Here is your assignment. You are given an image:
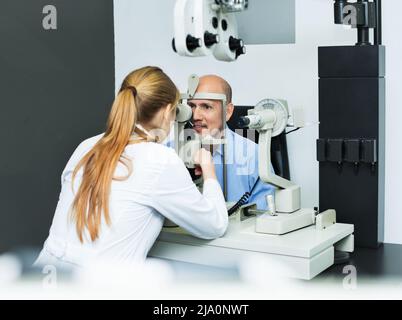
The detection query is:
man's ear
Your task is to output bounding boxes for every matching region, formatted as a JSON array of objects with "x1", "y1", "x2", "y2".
[{"x1": 225, "y1": 103, "x2": 234, "y2": 122}]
